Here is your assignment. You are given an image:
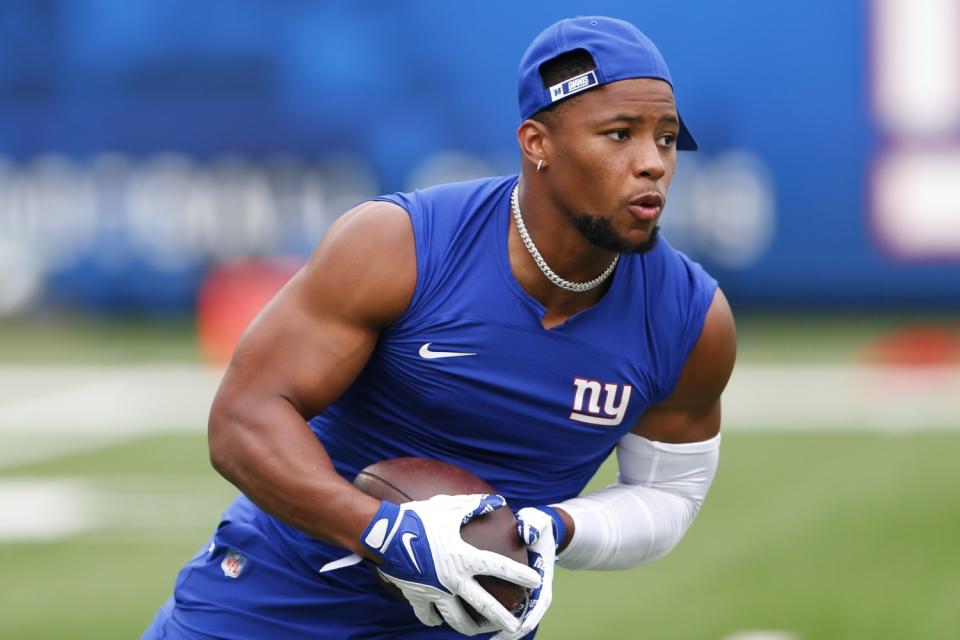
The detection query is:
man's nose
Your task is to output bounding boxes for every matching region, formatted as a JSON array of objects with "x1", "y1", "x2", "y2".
[{"x1": 632, "y1": 139, "x2": 666, "y2": 180}]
